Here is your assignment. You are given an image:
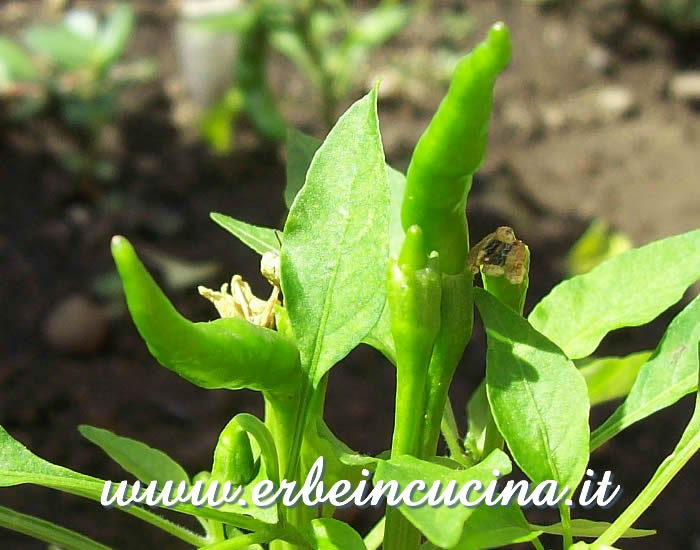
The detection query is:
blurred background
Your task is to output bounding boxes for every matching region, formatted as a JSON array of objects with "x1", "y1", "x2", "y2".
[{"x1": 1, "y1": 0, "x2": 698, "y2": 548}]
